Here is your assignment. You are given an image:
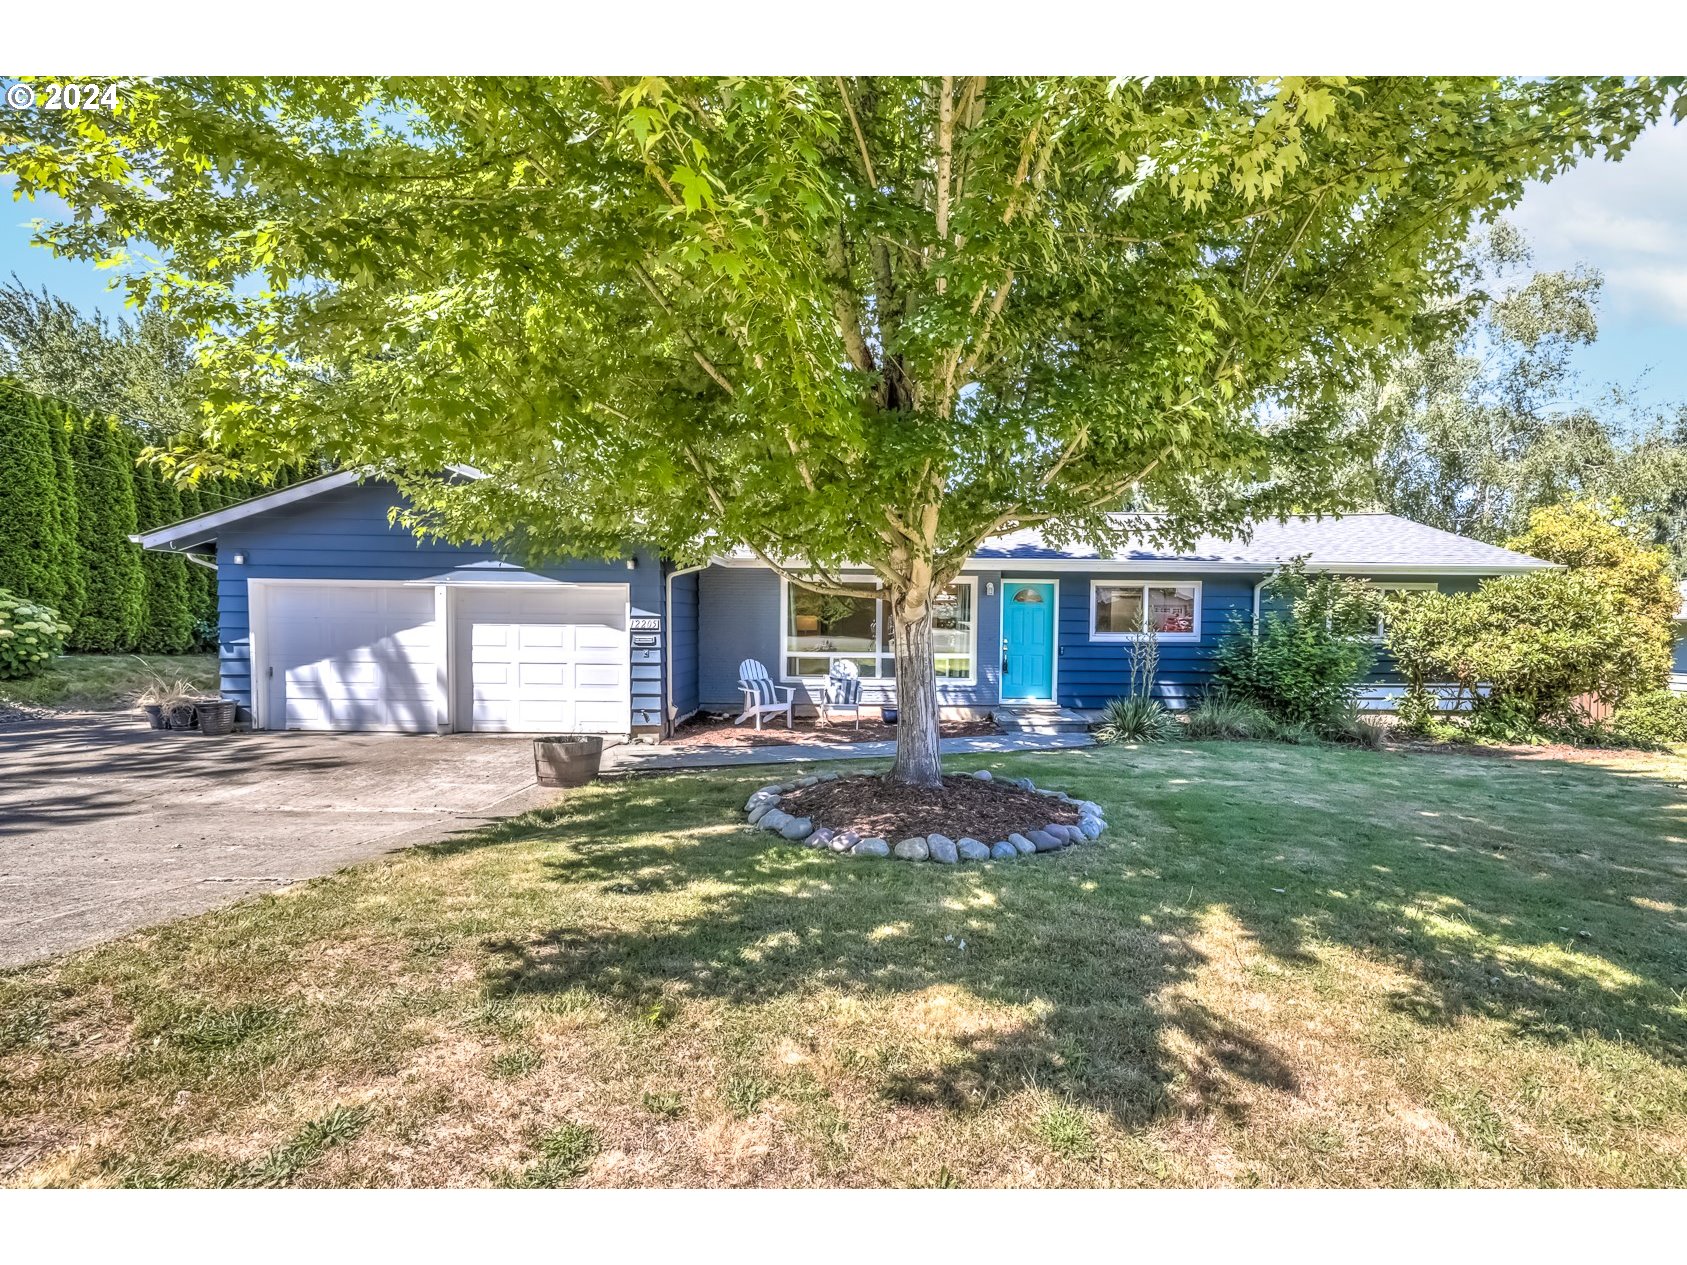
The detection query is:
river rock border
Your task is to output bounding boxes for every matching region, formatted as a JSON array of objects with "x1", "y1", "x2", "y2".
[{"x1": 743, "y1": 769, "x2": 1106, "y2": 862}]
